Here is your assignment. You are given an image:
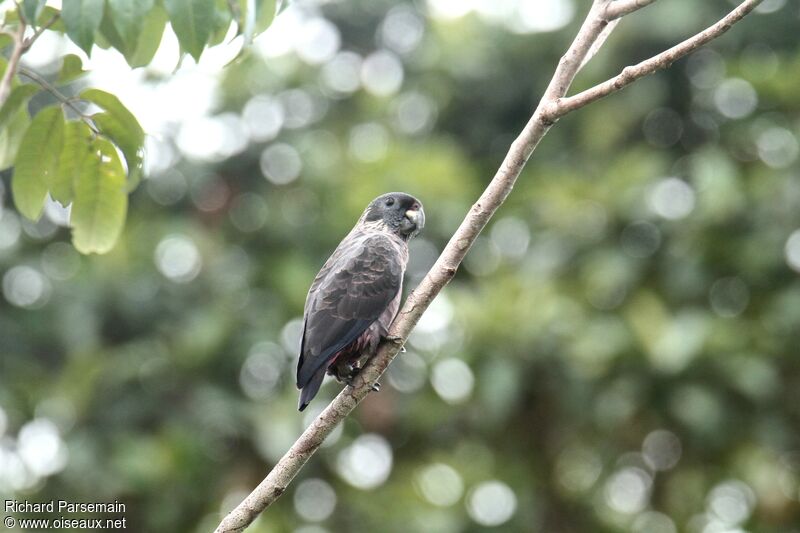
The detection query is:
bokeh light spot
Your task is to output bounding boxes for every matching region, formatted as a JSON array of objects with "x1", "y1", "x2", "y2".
[
  {"x1": 632, "y1": 511, "x2": 677, "y2": 533},
  {"x1": 649, "y1": 177, "x2": 696, "y2": 220},
  {"x1": 243, "y1": 96, "x2": 285, "y2": 142},
  {"x1": 620, "y1": 221, "x2": 661, "y2": 258},
  {"x1": 785, "y1": 229, "x2": 800, "y2": 273},
  {"x1": 18, "y1": 418, "x2": 68, "y2": 477},
  {"x1": 555, "y1": 445, "x2": 603, "y2": 495},
  {"x1": 709, "y1": 277, "x2": 750, "y2": 318},
  {"x1": 240, "y1": 342, "x2": 285, "y2": 400},
  {"x1": 336, "y1": 434, "x2": 393, "y2": 490},
  {"x1": 2, "y1": 265, "x2": 51, "y2": 308},
  {"x1": 707, "y1": 480, "x2": 755, "y2": 526},
  {"x1": 714, "y1": 78, "x2": 758, "y2": 119},
  {"x1": 261, "y1": 143, "x2": 303, "y2": 185},
  {"x1": 757, "y1": 127, "x2": 799, "y2": 169},
  {"x1": 415, "y1": 463, "x2": 464, "y2": 507},
  {"x1": 642, "y1": 429, "x2": 682, "y2": 471},
  {"x1": 431, "y1": 358, "x2": 474, "y2": 404},
  {"x1": 361, "y1": 50, "x2": 404, "y2": 97},
  {"x1": 604, "y1": 467, "x2": 652, "y2": 514},
  {"x1": 293, "y1": 478, "x2": 337, "y2": 522},
  {"x1": 387, "y1": 350, "x2": 427, "y2": 393},
  {"x1": 380, "y1": 7, "x2": 424, "y2": 55},
  {"x1": 466, "y1": 480, "x2": 517, "y2": 526},
  {"x1": 154, "y1": 235, "x2": 202, "y2": 283}
]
